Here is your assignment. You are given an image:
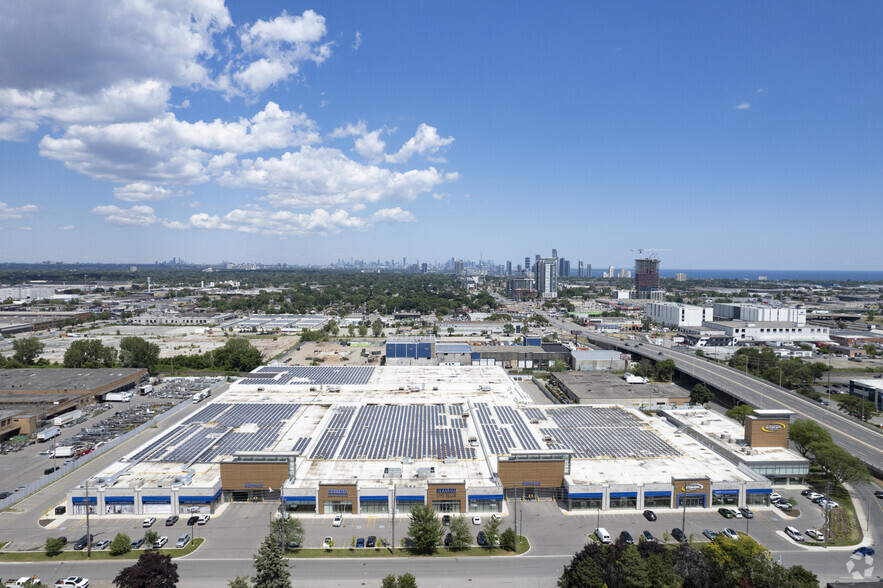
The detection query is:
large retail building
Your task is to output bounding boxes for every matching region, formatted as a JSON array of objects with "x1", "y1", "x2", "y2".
[{"x1": 65, "y1": 365, "x2": 800, "y2": 517}]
